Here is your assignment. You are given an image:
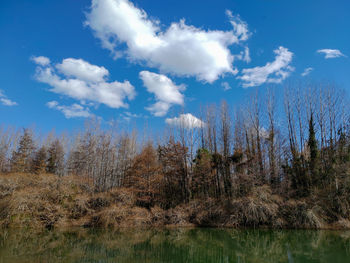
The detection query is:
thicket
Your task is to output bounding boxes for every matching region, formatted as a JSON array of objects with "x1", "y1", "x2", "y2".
[{"x1": 1, "y1": 84, "x2": 350, "y2": 228}]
